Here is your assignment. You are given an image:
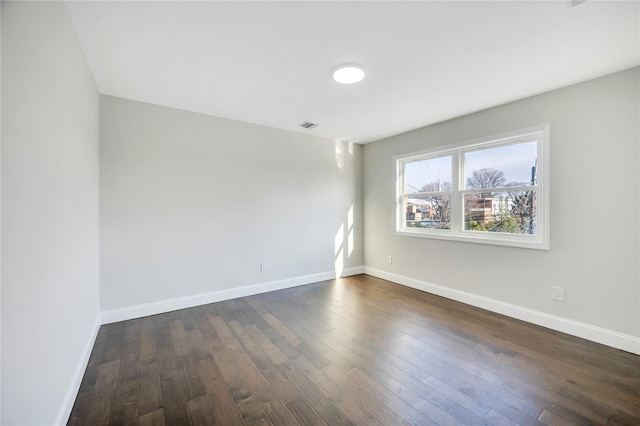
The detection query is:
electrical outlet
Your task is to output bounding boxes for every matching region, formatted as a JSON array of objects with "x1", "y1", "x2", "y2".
[
  {"x1": 552, "y1": 286, "x2": 564, "y2": 301},
  {"x1": 260, "y1": 262, "x2": 268, "y2": 272},
  {"x1": 387, "y1": 255, "x2": 393, "y2": 264}
]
